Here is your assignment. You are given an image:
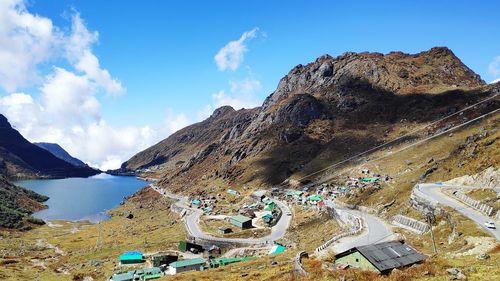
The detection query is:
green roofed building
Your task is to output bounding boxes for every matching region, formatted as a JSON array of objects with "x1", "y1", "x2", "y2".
[
  {"x1": 264, "y1": 201, "x2": 276, "y2": 211},
  {"x1": 307, "y1": 194, "x2": 323, "y2": 203},
  {"x1": 119, "y1": 251, "x2": 143, "y2": 265},
  {"x1": 110, "y1": 272, "x2": 134, "y2": 281},
  {"x1": 334, "y1": 240, "x2": 426, "y2": 274},
  {"x1": 141, "y1": 267, "x2": 162, "y2": 280},
  {"x1": 360, "y1": 177, "x2": 379, "y2": 182},
  {"x1": 167, "y1": 258, "x2": 205, "y2": 275},
  {"x1": 230, "y1": 214, "x2": 252, "y2": 229}
]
